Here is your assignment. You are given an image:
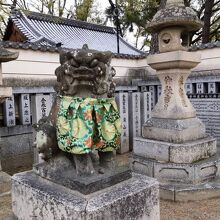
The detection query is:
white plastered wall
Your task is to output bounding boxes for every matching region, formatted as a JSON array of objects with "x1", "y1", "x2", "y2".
[{"x1": 2, "y1": 47, "x2": 220, "y2": 80}]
